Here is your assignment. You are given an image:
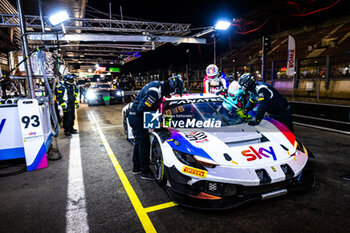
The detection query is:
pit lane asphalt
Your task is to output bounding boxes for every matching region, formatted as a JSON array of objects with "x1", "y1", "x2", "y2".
[{"x1": 0, "y1": 103, "x2": 349, "y2": 233}]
